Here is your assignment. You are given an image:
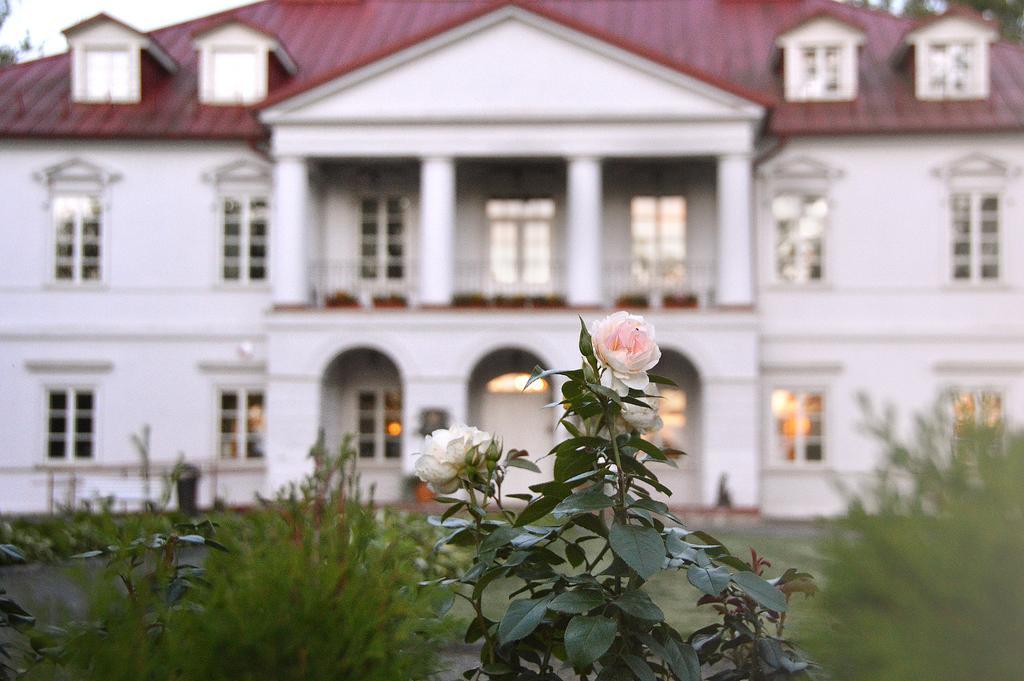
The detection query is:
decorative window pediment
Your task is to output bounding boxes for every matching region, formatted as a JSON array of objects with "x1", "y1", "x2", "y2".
[
  {"x1": 934, "y1": 152, "x2": 1018, "y2": 184},
  {"x1": 193, "y1": 20, "x2": 296, "y2": 105},
  {"x1": 34, "y1": 158, "x2": 122, "y2": 193},
  {"x1": 761, "y1": 156, "x2": 844, "y2": 183},
  {"x1": 775, "y1": 13, "x2": 865, "y2": 102},
  {"x1": 203, "y1": 158, "x2": 273, "y2": 189}
]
